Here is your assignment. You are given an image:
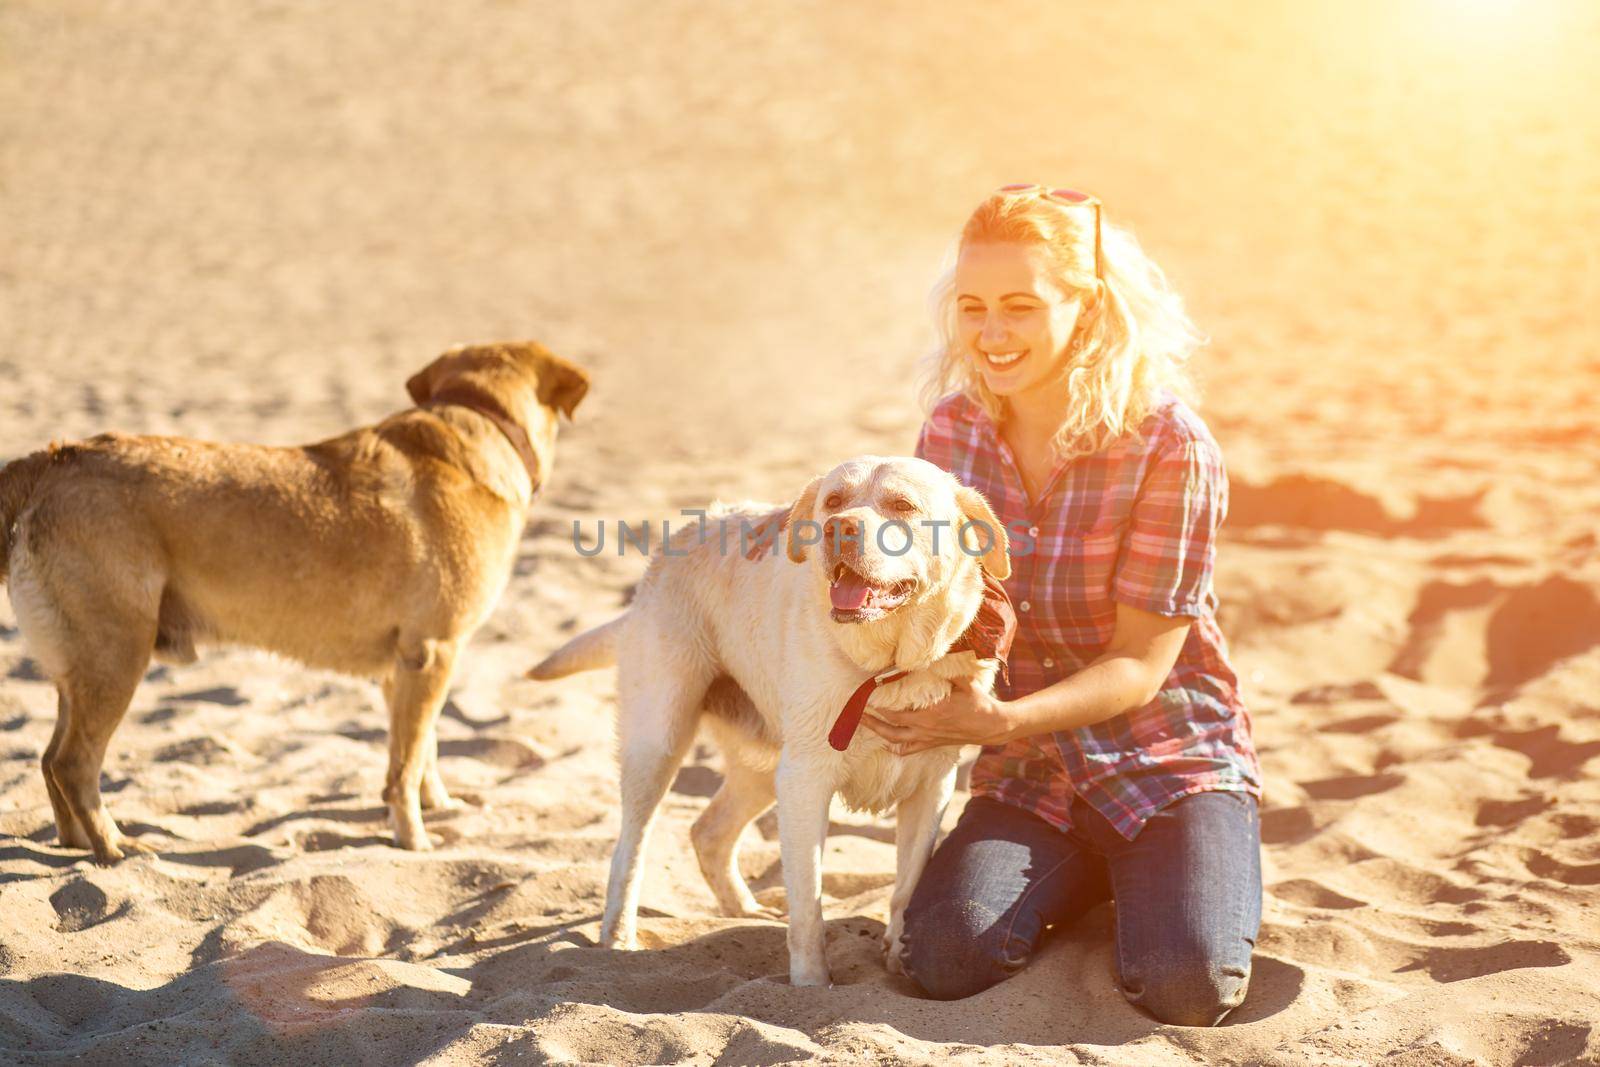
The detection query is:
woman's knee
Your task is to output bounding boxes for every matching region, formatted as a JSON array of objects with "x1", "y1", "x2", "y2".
[
  {"x1": 1120, "y1": 950, "x2": 1250, "y2": 1026},
  {"x1": 900, "y1": 897, "x2": 1032, "y2": 1000}
]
